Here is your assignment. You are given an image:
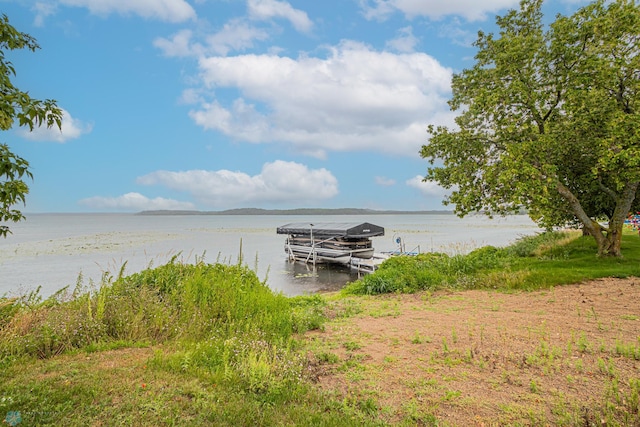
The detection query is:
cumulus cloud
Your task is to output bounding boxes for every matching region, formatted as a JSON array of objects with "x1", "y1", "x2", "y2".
[
  {"x1": 137, "y1": 160, "x2": 338, "y2": 208},
  {"x1": 359, "y1": 0, "x2": 519, "y2": 22},
  {"x1": 247, "y1": 0, "x2": 313, "y2": 33},
  {"x1": 189, "y1": 41, "x2": 454, "y2": 158},
  {"x1": 78, "y1": 192, "x2": 196, "y2": 211},
  {"x1": 58, "y1": 0, "x2": 196, "y2": 22},
  {"x1": 406, "y1": 175, "x2": 450, "y2": 197},
  {"x1": 19, "y1": 109, "x2": 92, "y2": 143}
]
